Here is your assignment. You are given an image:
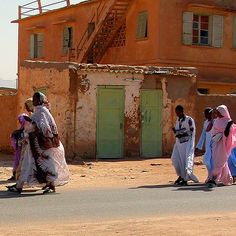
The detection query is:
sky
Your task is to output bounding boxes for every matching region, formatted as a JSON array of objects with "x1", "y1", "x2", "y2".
[{"x1": 0, "y1": 0, "x2": 83, "y2": 88}]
